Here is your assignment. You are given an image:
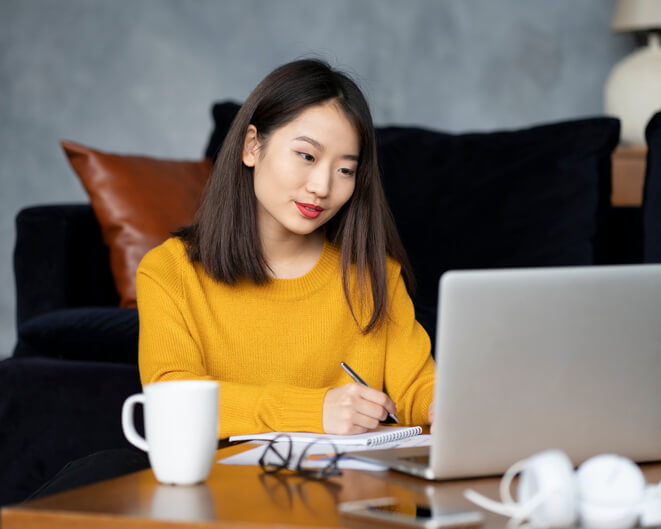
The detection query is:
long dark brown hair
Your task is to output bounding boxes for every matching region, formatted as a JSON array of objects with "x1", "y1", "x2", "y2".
[{"x1": 177, "y1": 59, "x2": 413, "y2": 333}]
